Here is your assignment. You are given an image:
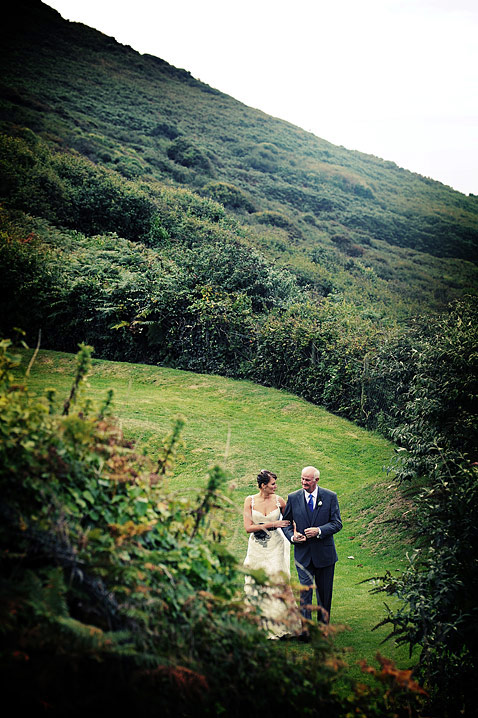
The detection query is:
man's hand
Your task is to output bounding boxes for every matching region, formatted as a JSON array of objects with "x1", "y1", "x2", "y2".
[
  {"x1": 304, "y1": 526, "x2": 320, "y2": 539},
  {"x1": 293, "y1": 520, "x2": 306, "y2": 543}
]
